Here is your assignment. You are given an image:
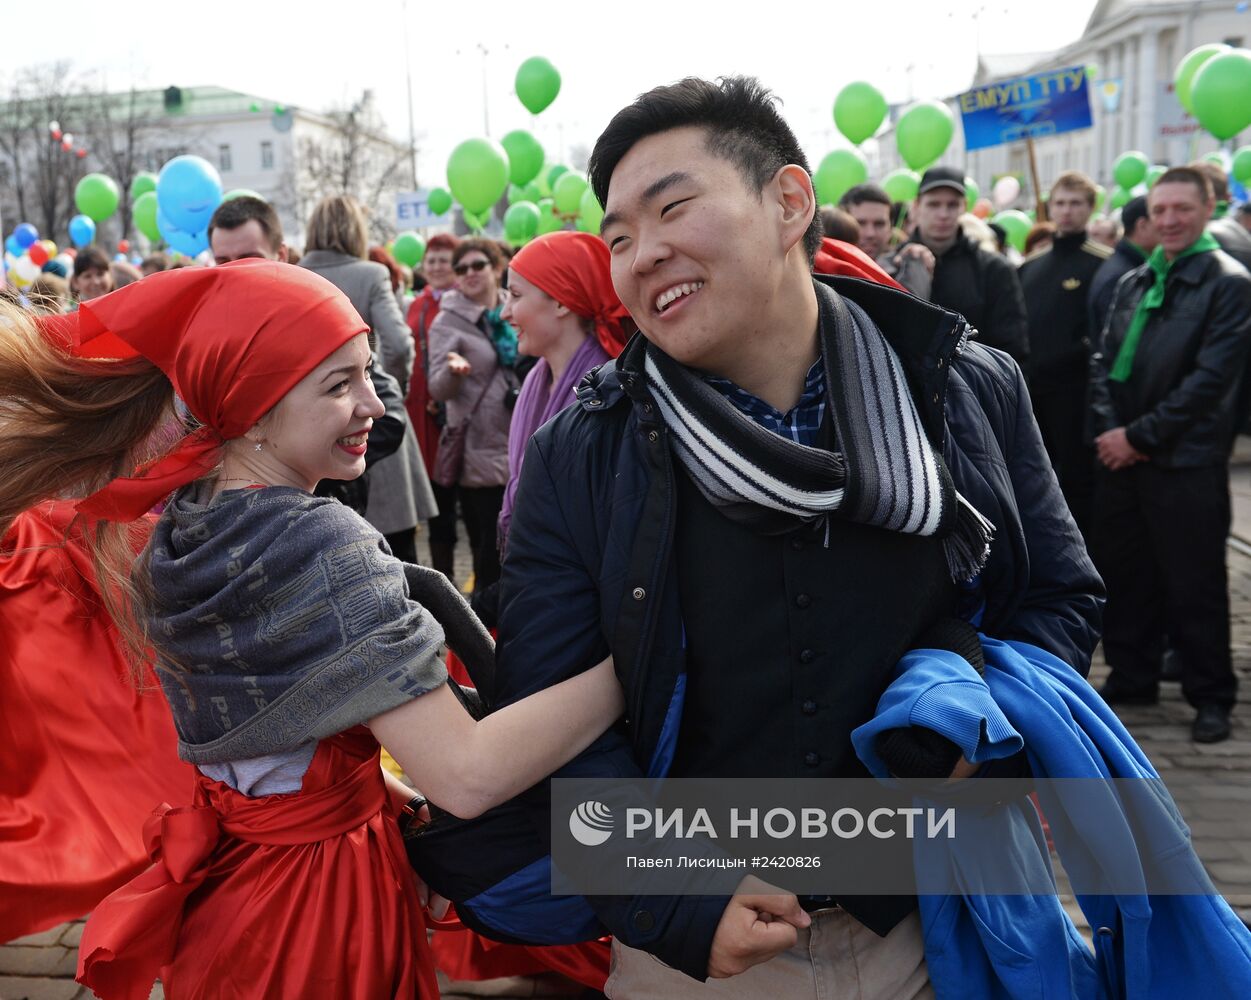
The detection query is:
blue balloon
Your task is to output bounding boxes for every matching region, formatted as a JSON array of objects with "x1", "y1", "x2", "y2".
[
  {"x1": 13, "y1": 223, "x2": 38, "y2": 249},
  {"x1": 4, "y1": 235, "x2": 21, "y2": 256},
  {"x1": 68, "y1": 214, "x2": 96, "y2": 248},
  {"x1": 157, "y1": 155, "x2": 223, "y2": 234},
  {"x1": 157, "y1": 207, "x2": 209, "y2": 257}
]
